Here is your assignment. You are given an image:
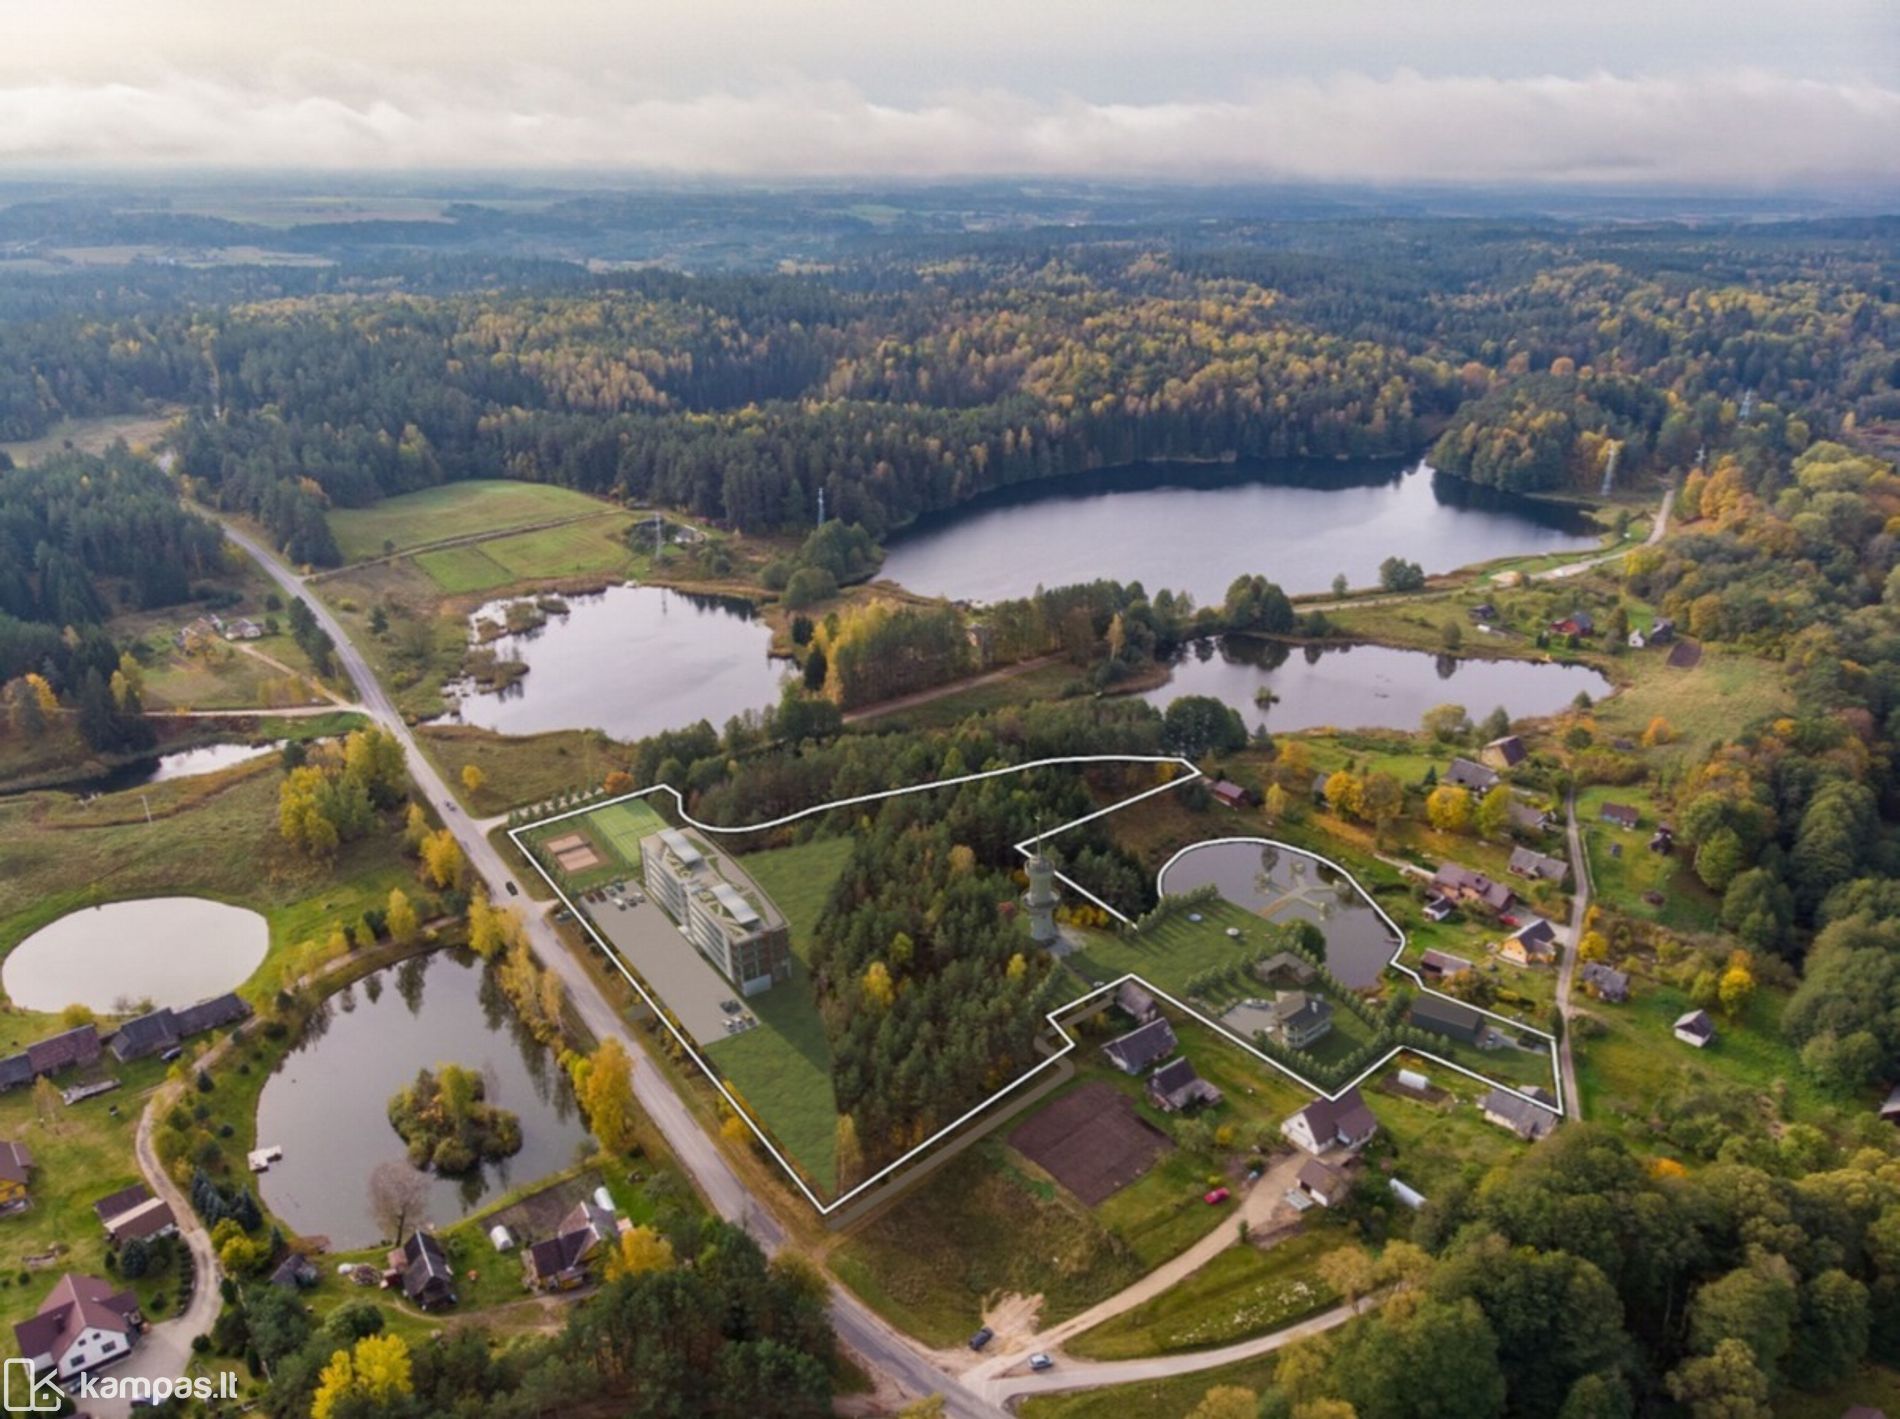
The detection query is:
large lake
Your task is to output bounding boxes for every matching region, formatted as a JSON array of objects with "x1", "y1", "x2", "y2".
[
  {"x1": 254, "y1": 951, "x2": 589, "y2": 1248},
  {"x1": 878, "y1": 459, "x2": 1600, "y2": 604},
  {"x1": 4, "y1": 897, "x2": 267, "y2": 1013},
  {"x1": 1142, "y1": 638, "x2": 1611, "y2": 734},
  {"x1": 1160, "y1": 840, "x2": 1400, "y2": 990},
  {"x1": 448, "y1": 584, "x2": 786, "y2": 741}
]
